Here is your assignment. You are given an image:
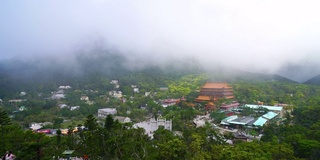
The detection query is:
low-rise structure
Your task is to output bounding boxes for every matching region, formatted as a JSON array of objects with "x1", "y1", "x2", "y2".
[
  {"x1": 110, "y1": 80, "x2": 120, "y2": 88},
  {"x1": 114, "y1": 116, "x2": 131, "y2": 123},
  {"x1": 59, "y1": 104, "x2": 68, "y2": 109},
  {"x1": 109, "y1": 91, "x2": 122, "y2": 99},
  {"x1": 220, "y1": 102, "x2": 240, "y2": 111},
  {"x1": 80, "y1": 95, "x2": 89, "y2": 101},
  {"x1": 133, "y1": 116, "x2": 172, "y2": 138},
  {"x1": 19, "y1": 106, "x2": 27, "y2": 111},
  {"x1": 244, "y1": 104, "x2": 284, "y2": 118},
  {"x1": 133, "y1": 87, "x2": 139, "y2": 93},
  {"x1": 9, "y1": 99, "x2": 25, "y2": 103},
  {"x1": 58, "y1": 85, "x2": 72, "y2": 89},
  {"x1": 160, "y1": 98, "x2": 185, "y2": 108},
  {"x1": 70, "y1": 106, "x2": 80, "y2": 111},
  {"x1": 29, "y1": 122, "x2": 53, "y2": 131},
  {"x1": 221, "y1": 111, "x2": 280, "y2": 129},
  {"x1": 98, "y1": 108, "x2": 117, "y2": 118}
]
